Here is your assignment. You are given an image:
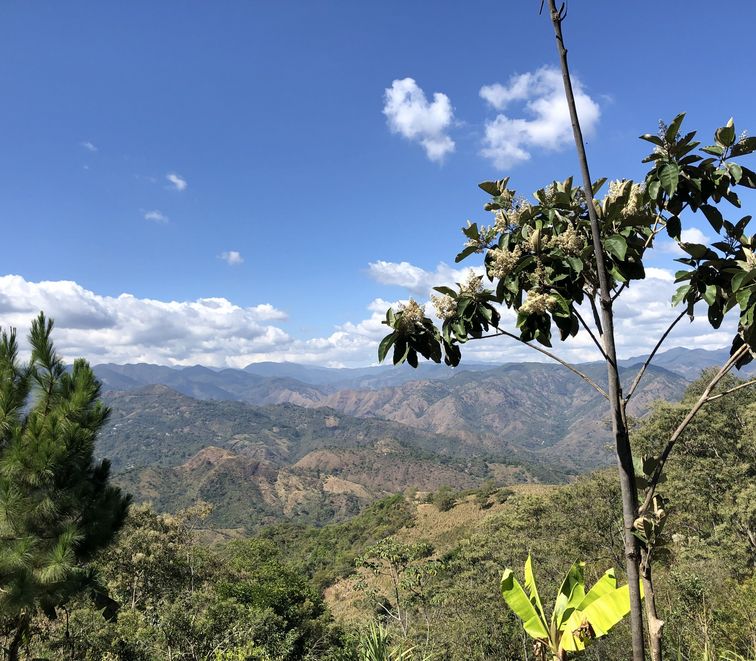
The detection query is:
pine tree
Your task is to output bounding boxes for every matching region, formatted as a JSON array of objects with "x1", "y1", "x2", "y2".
[{"x1": 0, "y1": 313, "x2": 131, "y2": 660}]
